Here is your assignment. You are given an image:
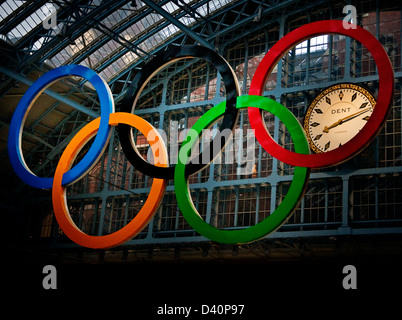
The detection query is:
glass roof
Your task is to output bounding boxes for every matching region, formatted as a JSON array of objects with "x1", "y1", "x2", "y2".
[
  {"x1": 48, "y1": 0, "x2": 232, "y2": 82},
  {"x1": 0, "y1": 0, "x2": 235, "y2": 83},
  {"x1": 0, "y1": 1, "x2": 67, "y2": 44},
  {"x1": 0, "y1": 1, "x2": 25, "y2": 23}
]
